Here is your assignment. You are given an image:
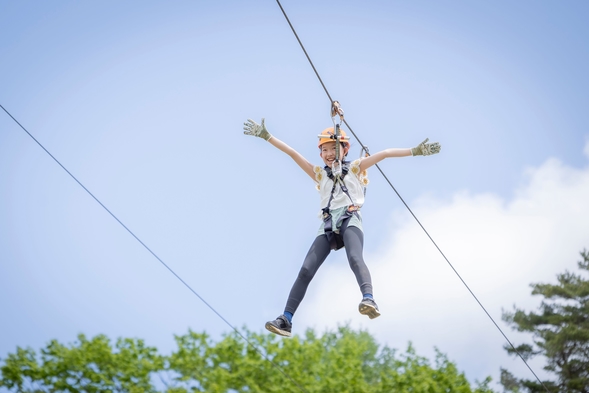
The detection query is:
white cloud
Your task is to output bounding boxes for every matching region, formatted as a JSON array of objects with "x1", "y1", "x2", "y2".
[{"x1": 296, "y1": 142, "x2": 589, "y2": 388}]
